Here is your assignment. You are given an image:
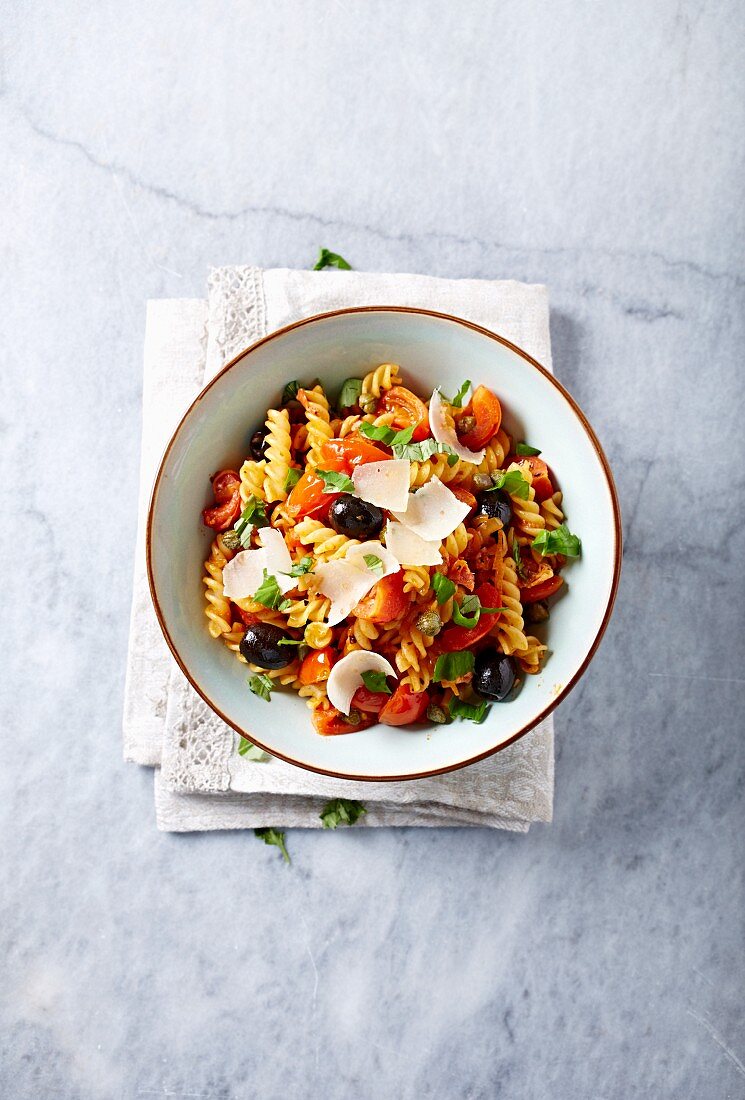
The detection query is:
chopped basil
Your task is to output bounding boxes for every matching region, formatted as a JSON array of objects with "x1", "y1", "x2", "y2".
[
  {"x1": 247, "y1": 673, "x2": 273, "y2": 701},
  {"x1": 284, "y1": 467, "x2": 301, "y2": 492},
  {"x1": 451, "y1": 593, "x2": 507, "y2": 629},
  {"x1": 338, "y1": 377, "x2": 363, "y2": 410},
  {"x1": 313, "y1": 248, "x2": 352, "y2": 271},
  {"x1": 316, "y1": 469, "x2": 356, "y2": 494},
  {"x1": 238, "y1": 736, "x2": 271, "y2": 761},
  {"x1": 433, "y1": 650, "x2": 475, "y2": 683},
  {"x1": 449, "y1": 697, "x2": 490, "y2": 723},
  {"x1": 253, "y1": 569, "x2": 292, "y2": 611},
  {"x1": 516, "y1": 442, "x2": 542, "y2": 456},
  {"x1": 448, "y1": 380, "x2": 472, "y2": 408},
  {"x1": 281, "y1": 380, "x2": 301, "y2": 403},
  {"x1": 392, "y1": 438, "x2": 460, "y2": 466},
  {"x1": 360, "y1": 669, "x2": 392, "y2": 695},
  {"x1": 511, "y1": 536, "x2": 526, "y2": 580},
  {"x1": 319, "y1": 798, "x2": 367, "y2": 829},
  {"x1": 431, "y1": 571, "x2": 456, "y2": 604},
  {"x1": 363, "y1": 553, "x2": 384, "y2": 578},
  {"x1": 487, "y1": 469, "x2": 530, "y2": 500},
  {"x1": 358, "y1": 421, "x2": 415, "y2": 446},
  {"x1": 277, "y1": 637, "x2": 304, "y2": 646},
  {"x1": 532, "y1": 524, "x2": 582, "y2": 558},
  {"x1": 282, "y1": 556, "x2": 314, "y2": 577},
  {"x1": 254, "y1": 827, "x2": 290, "y2": 863},
  {"x1": 234, "y1": 496, "x2": 269, "y2": 548}
]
